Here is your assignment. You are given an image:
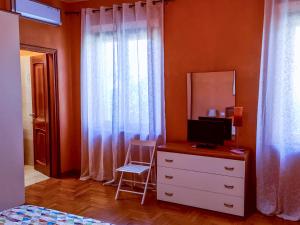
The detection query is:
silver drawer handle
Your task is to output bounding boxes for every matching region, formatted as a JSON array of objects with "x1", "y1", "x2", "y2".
[
  {"x1": 165, "y1": 175, "x2": 174, "y2": 179},
  {"x1": 165, "y1": 192, "x2": 174, "y2": 197},
  {"x1": 224, "y1": 203, "x2": 234, "y2": 208},
  {"x1": 224, "y1": 166, "x2": 235, "y2": 171},
  {"x1": 224, "y1": 184, "x2": 234, "y2": 189},
  {"x1": 165, "y1": 159, "x2": 173, "y2": 163}
]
